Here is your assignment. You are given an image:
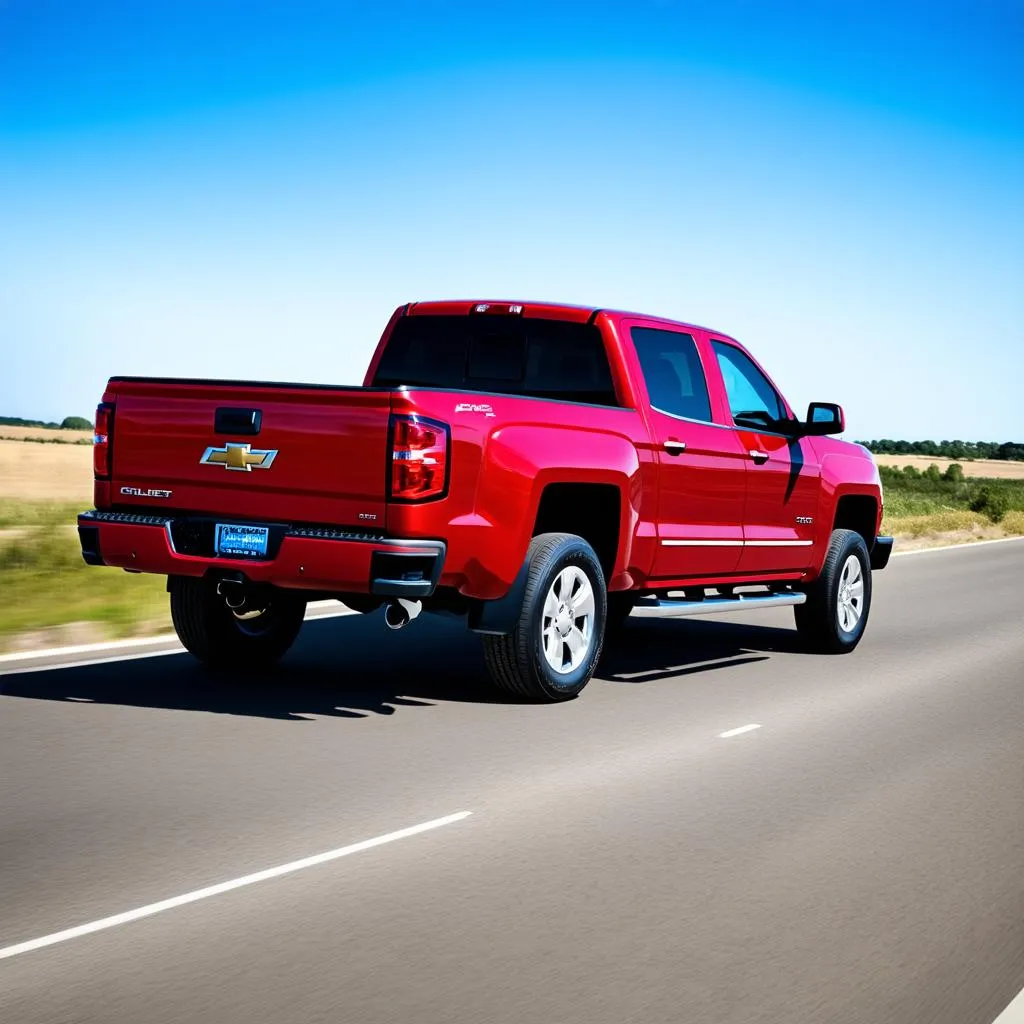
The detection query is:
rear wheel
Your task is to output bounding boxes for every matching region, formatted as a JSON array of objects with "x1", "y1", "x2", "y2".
[
  {"x1": 169, "y1": 577, "x2": 306, "y2": 670},
  {"x1": 794, "y1": 529, "x2": 872, "y2": 653},
  {"x1": 482, "y1": 533, "x2": 607, "y2": 701}
]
